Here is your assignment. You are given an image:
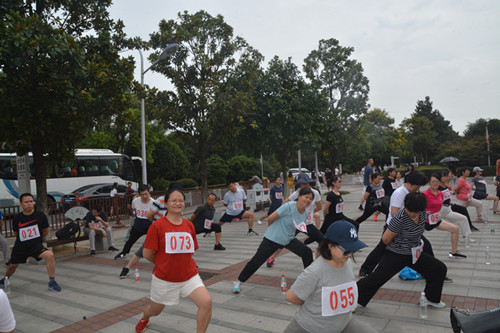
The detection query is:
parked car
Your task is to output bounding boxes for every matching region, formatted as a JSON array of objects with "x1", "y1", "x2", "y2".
[
  {"x1": 60, "y1": 183, "x2": 128, "y2": 211},
  {"x1": 287, "y1": 168, "x2": 312, "y2": 181}
]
